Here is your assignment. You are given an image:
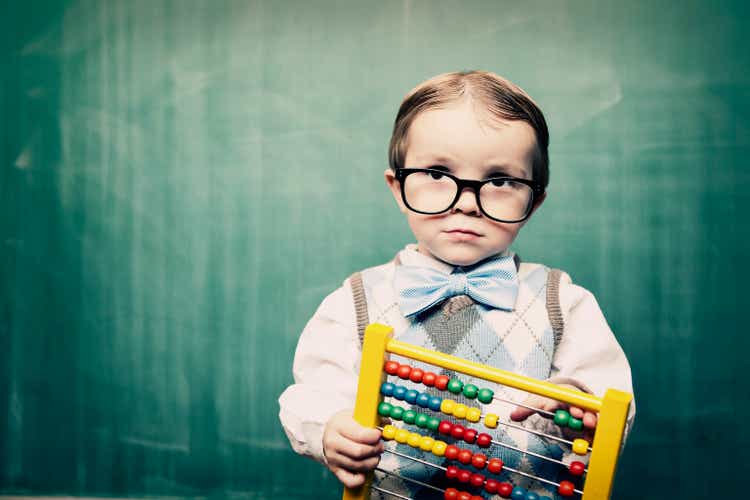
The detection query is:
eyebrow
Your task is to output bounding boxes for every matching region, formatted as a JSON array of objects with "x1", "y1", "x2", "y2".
[{"x1": 414, "y1": 155, "x2": 530, "y2": 179}]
